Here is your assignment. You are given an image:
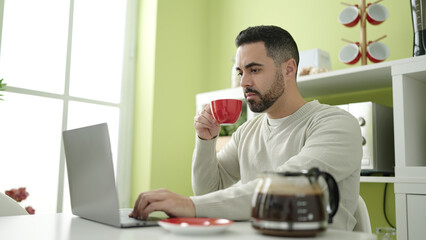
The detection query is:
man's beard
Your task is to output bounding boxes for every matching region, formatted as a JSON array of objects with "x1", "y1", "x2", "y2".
[{"x1": 245, "y1": 70, "x2": 285, "y2": 113}]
